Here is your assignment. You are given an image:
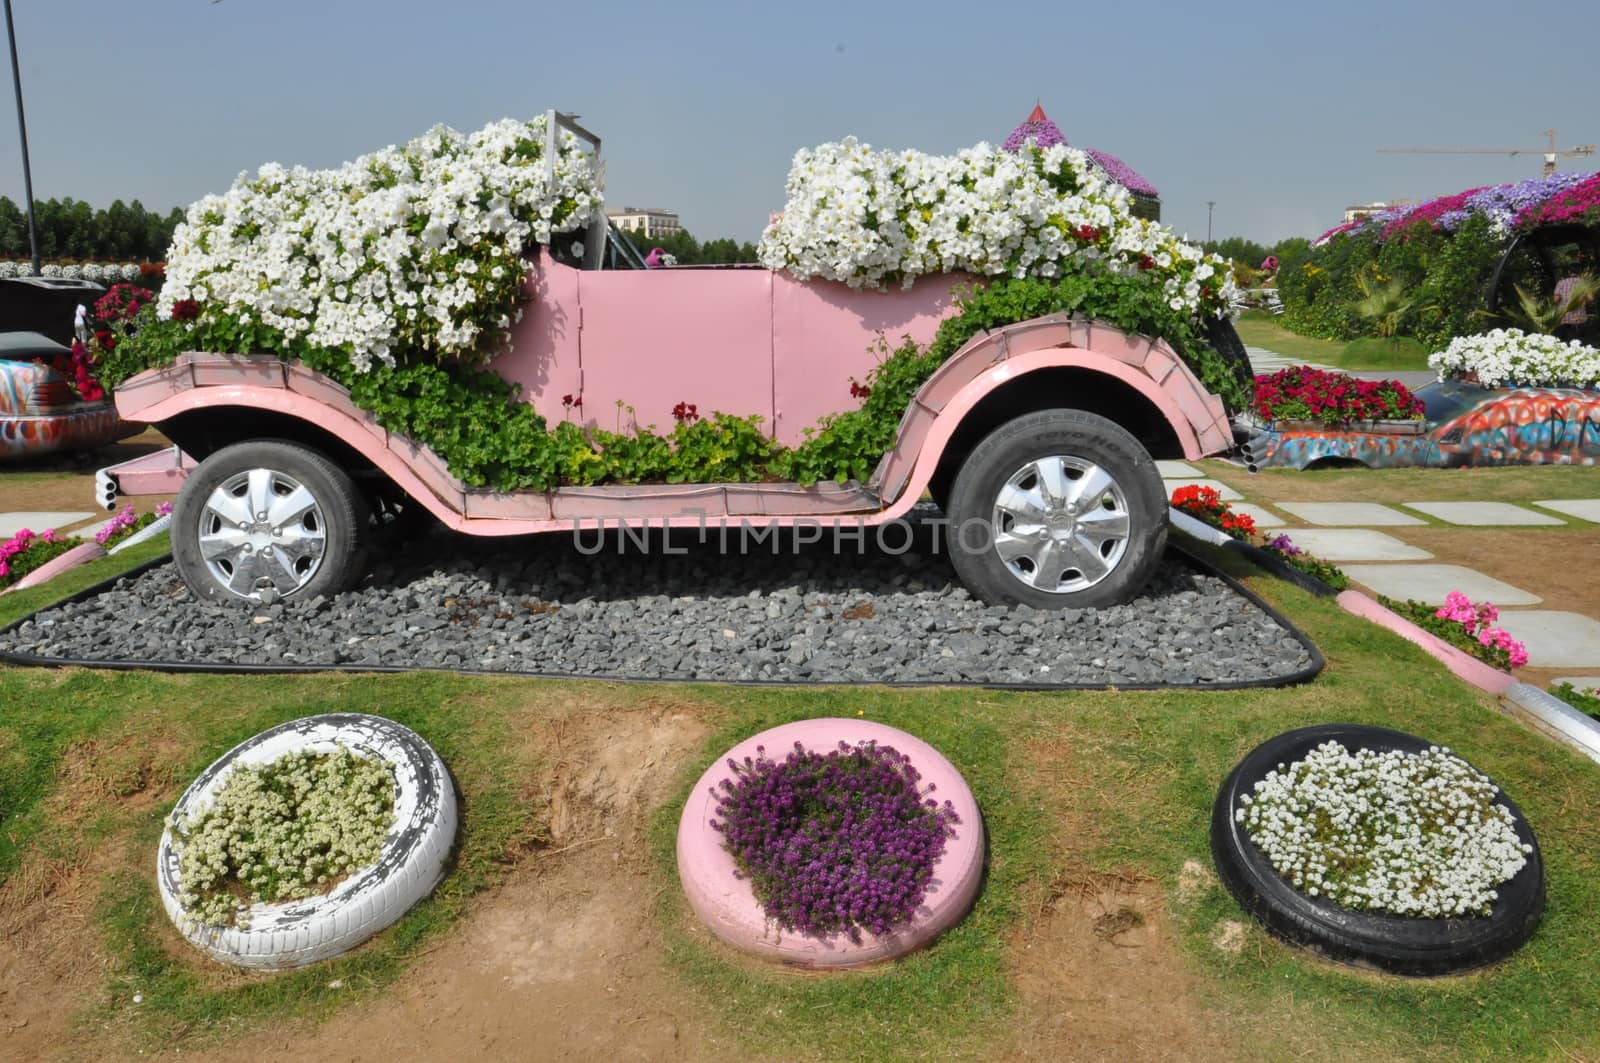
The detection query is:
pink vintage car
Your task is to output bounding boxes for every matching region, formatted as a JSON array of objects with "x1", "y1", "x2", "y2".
[{"x1": 110, "y1": 198, "x2": 1242, "y2": 612}]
